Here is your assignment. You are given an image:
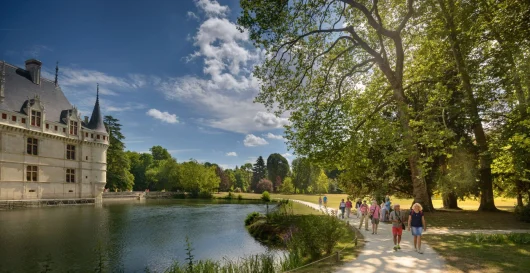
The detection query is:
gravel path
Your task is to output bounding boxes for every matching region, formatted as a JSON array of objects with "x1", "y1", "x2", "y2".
[{"x1": 292, "y1": 200, "x2": 445, "y2": 273}]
